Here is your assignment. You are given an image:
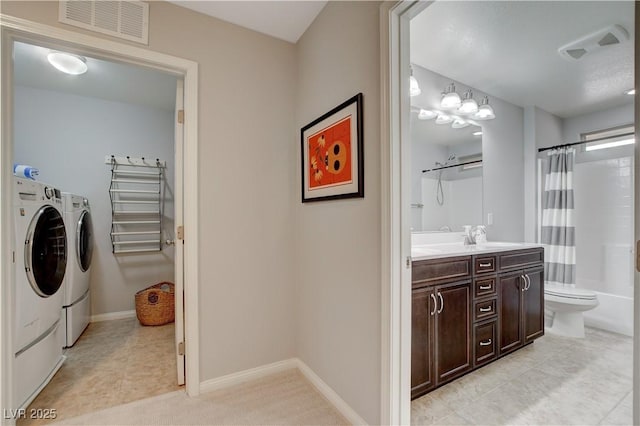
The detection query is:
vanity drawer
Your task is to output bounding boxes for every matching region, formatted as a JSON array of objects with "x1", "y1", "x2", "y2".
[
  {"x1": 474, "y1": 320, "x2": 497, "y2": 366},
  {"x1": 473, "y1": 276, "x2": 496, "y2": 299},
  {"x1": 412, "y1": 256, "x2": 471, "y2": 287},
  {"x1": 473, "y1": 298, "x2": 497, "y2": 322},
  {"x1": 474, "y1": 256, "x2": 496, "y2": 275},
  {"x1": 499, "y1": 249, "x2": 544, "y2": 271}
]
